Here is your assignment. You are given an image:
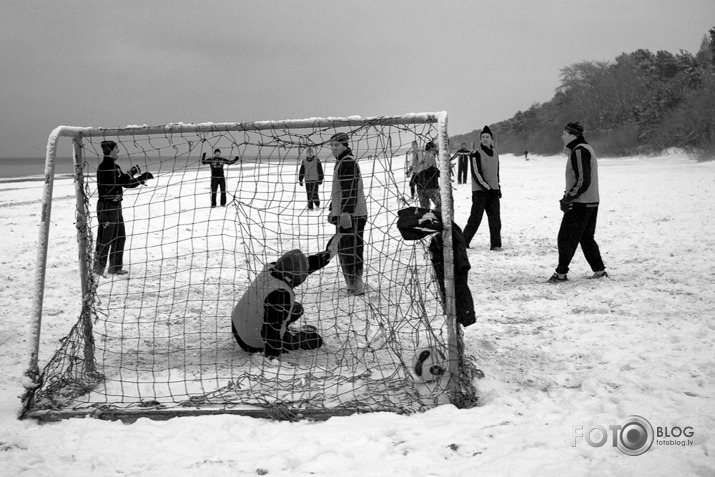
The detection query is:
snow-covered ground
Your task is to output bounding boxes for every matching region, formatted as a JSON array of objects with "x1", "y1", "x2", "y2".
[{"x1": 1, "y1": 151, "x2": 713, "y2": 476}]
